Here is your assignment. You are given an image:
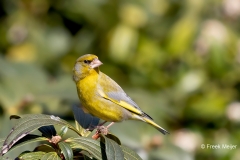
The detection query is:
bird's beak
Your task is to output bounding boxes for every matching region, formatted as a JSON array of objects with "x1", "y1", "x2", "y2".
[{"x1": 90, "y1": 58, "x2": 103, "y2": 68}]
